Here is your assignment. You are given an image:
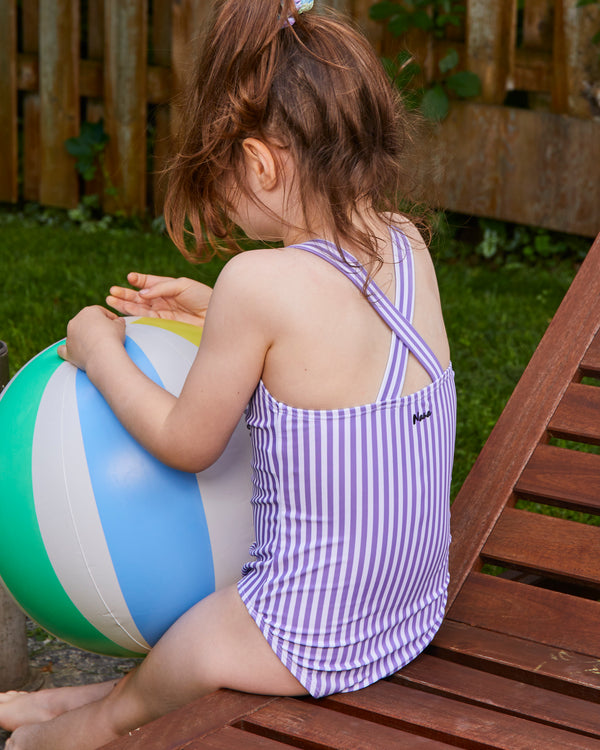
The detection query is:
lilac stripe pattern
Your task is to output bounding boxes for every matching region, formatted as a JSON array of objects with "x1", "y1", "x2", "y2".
[{"x1": 238, "y1": 228, "x2": 456, "y2": 698}]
